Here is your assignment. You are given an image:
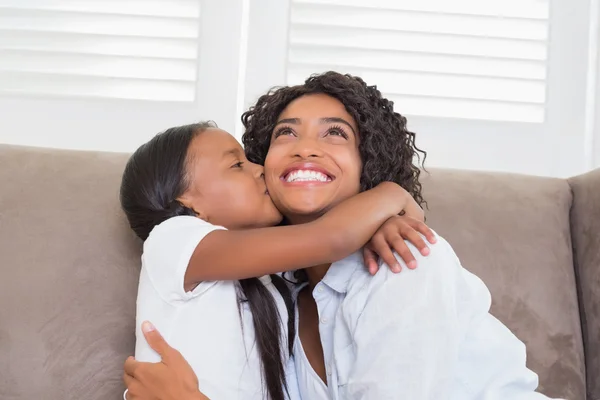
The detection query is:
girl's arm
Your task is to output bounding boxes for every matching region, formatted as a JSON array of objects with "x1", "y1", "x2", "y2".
[{"x1": 184, "y1": 182, "x2": 412, "y2": 288}]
